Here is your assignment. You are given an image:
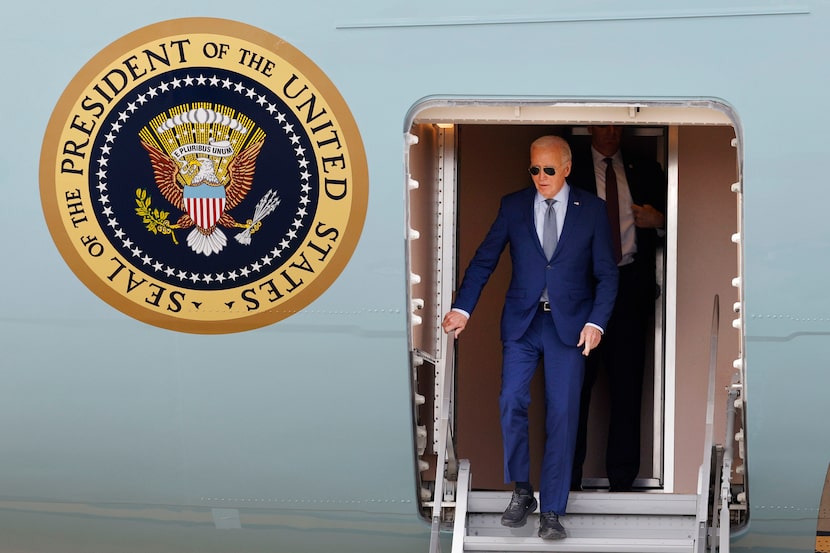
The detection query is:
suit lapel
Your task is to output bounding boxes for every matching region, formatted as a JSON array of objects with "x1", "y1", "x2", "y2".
[
  {"x1": 622, "y1": 158, "x2": 638, "y2": 204},
  {"x1": 520, "y1": 186, "x2": 586, "y2": 259},
  {"x1": 521, "y1": 188, "x2": 546, "y2": 256},
  {"x1": 556, "y1": 186, "x2": 583, "y2": 252}
]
